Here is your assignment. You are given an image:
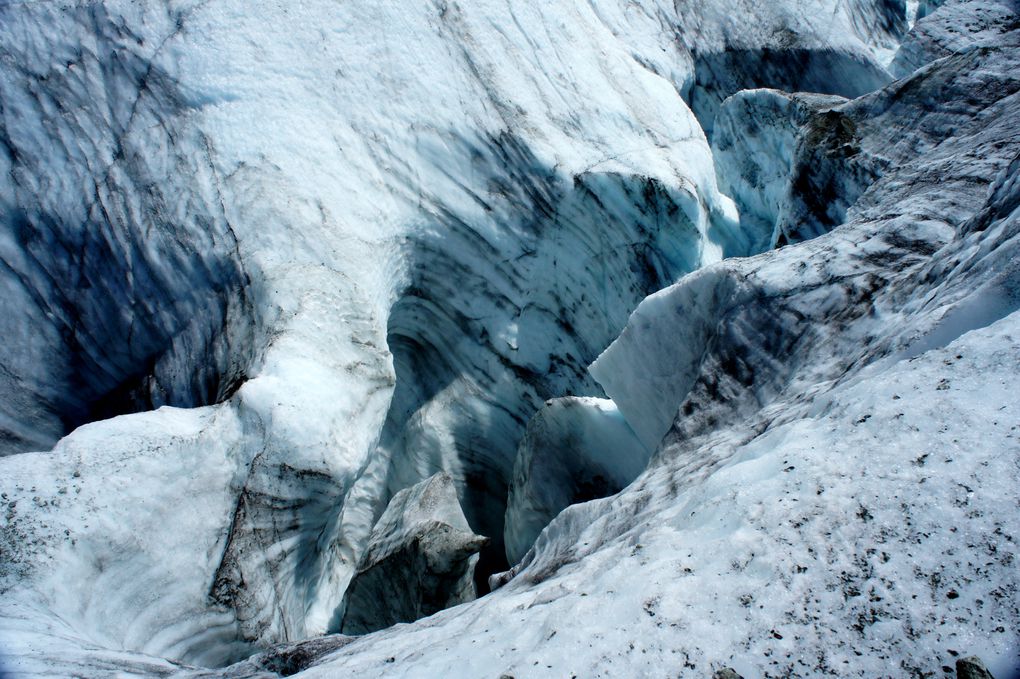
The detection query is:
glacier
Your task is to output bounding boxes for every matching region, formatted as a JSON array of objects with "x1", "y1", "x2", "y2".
[{"x1": 0, "y1": 0, "x2": 1018, "y2": 677}]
